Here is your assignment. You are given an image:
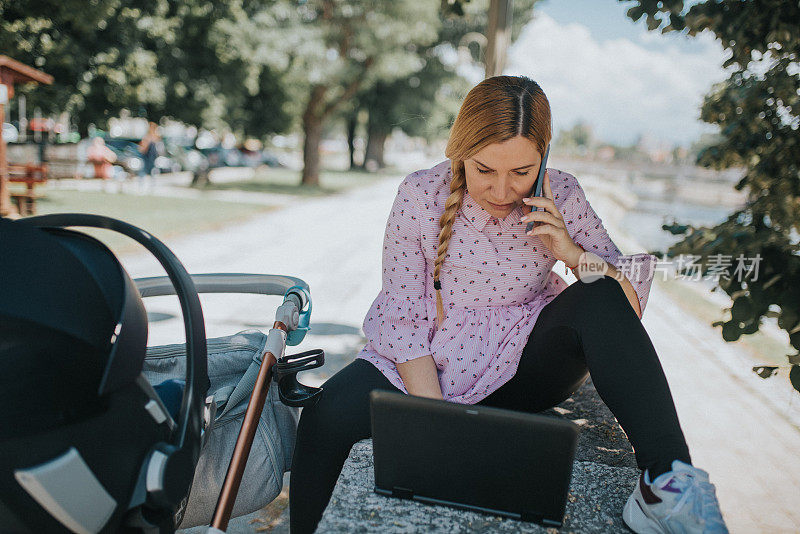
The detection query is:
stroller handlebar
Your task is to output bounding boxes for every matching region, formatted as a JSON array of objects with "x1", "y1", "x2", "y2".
[{"x1": 135, "y1": 273, "x2": 310, "y2": 310}]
